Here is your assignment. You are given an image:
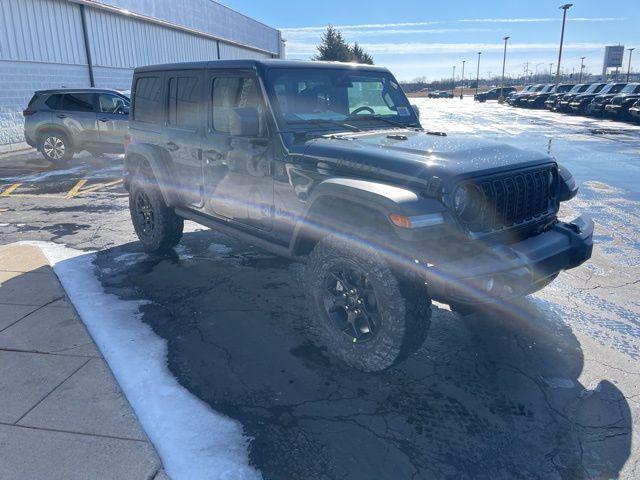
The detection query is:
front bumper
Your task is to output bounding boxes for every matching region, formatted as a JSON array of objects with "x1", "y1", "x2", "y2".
[
  {"x1": 630, "y1": 107, "x2": 640, "y2": 119},
  {"x1": 426, "y1": 216, "x2": 594, "y2": 304},
  {"x1": 604, "y1": 104, "x2": 623, "y2": 115}
]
